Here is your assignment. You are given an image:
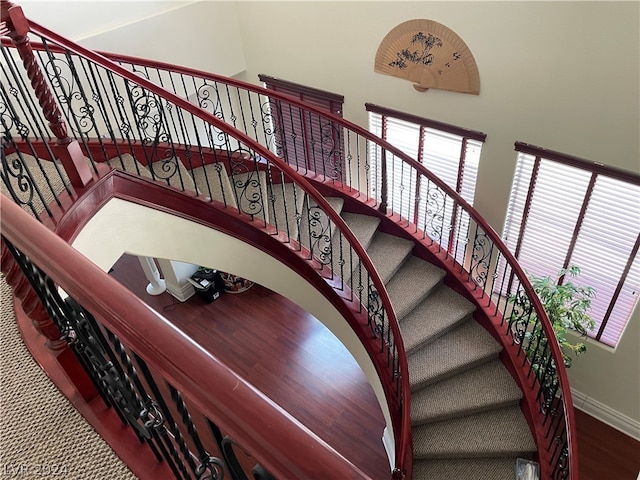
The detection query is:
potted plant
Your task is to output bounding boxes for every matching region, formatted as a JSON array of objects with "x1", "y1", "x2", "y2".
[{"x1": 509, "y1": 265, "x2": 596, "y2": 392}]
